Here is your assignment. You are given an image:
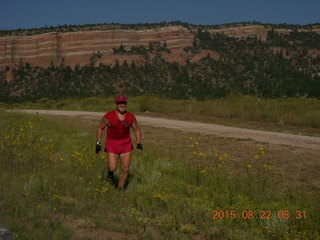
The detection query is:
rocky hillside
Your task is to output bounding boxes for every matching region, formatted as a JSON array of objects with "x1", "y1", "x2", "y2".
[
  {"x1": 0, "y1": 22, "x2": 320, "y2": 102},
  {"x1": 1, "y1": 22, "x2": 319, "y2": 71},
  {"x1": 0, "y1": 25, "x2": 193, "y2": 71}
]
